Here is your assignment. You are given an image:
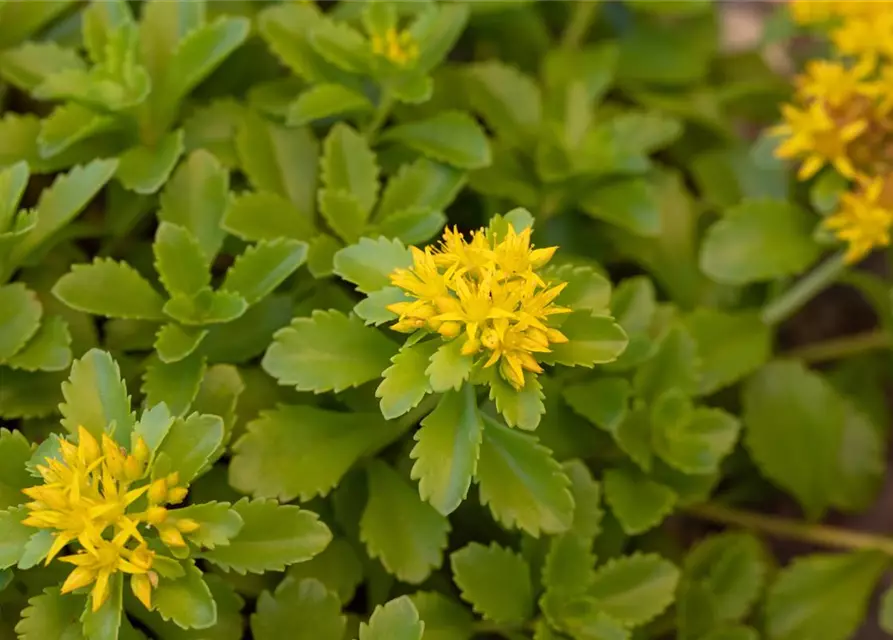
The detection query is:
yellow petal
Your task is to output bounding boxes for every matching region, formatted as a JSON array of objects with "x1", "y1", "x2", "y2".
[
  {"x1": 91, "y1": 570, "x2": 111, "y2": 612},
  {"x1": 131, "y1": 574, "x2": 153, "y2": 610},
  {"x1": 61, "y1": 566, "x2": 96, "y2": 594},
  {"x1": 175, "y1": 518, "x2": 200, "y2": 533},
  {"x1": 45, "y1": 532, "x2": 74, "y2": 565}
]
